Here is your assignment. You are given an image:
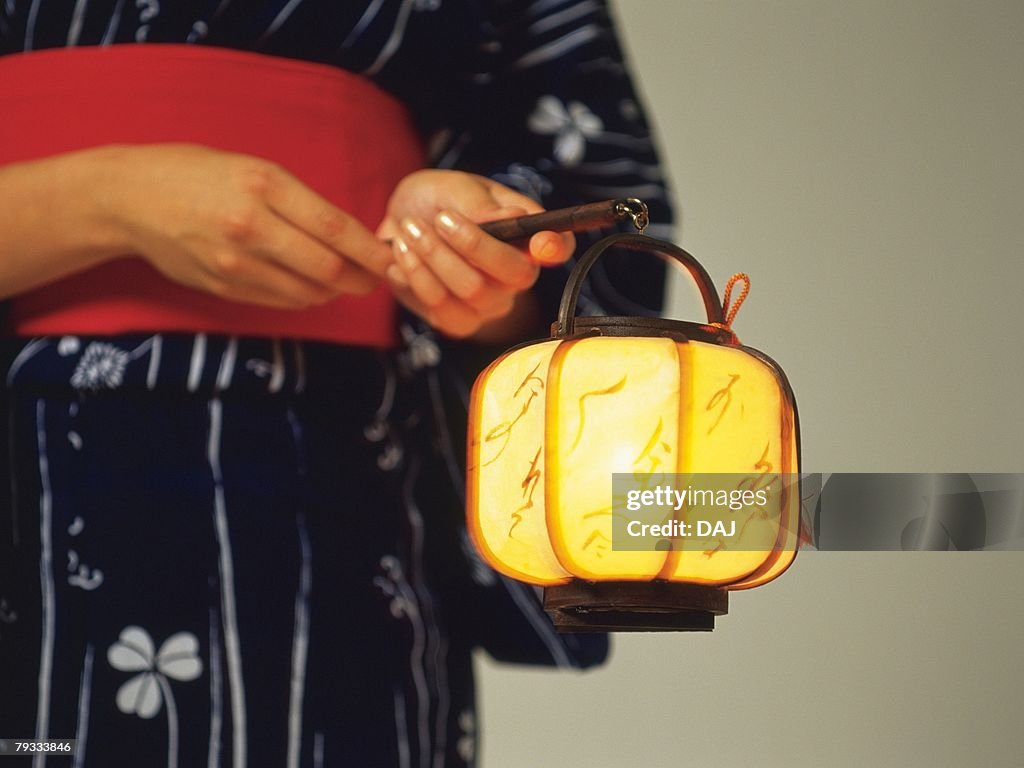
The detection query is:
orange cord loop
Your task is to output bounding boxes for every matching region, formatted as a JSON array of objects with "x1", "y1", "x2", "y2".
[
  {"x1": 721, "y1": 272, "x2": 750, "y2": 327},
  {"x1": 709, "y1": 272, "x2": 750, "y2": 343}
]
